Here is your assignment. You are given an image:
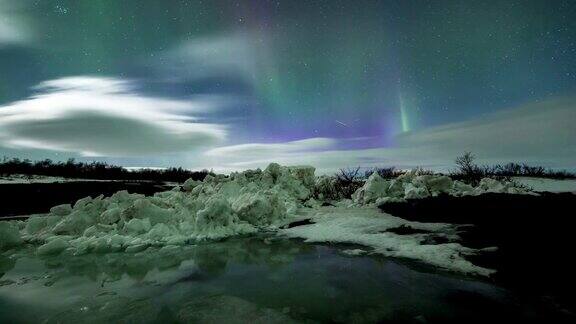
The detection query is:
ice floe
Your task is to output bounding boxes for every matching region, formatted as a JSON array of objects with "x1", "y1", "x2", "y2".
[{"x1": 0, "y1": 164, "x2": 533, "y2": 276}]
